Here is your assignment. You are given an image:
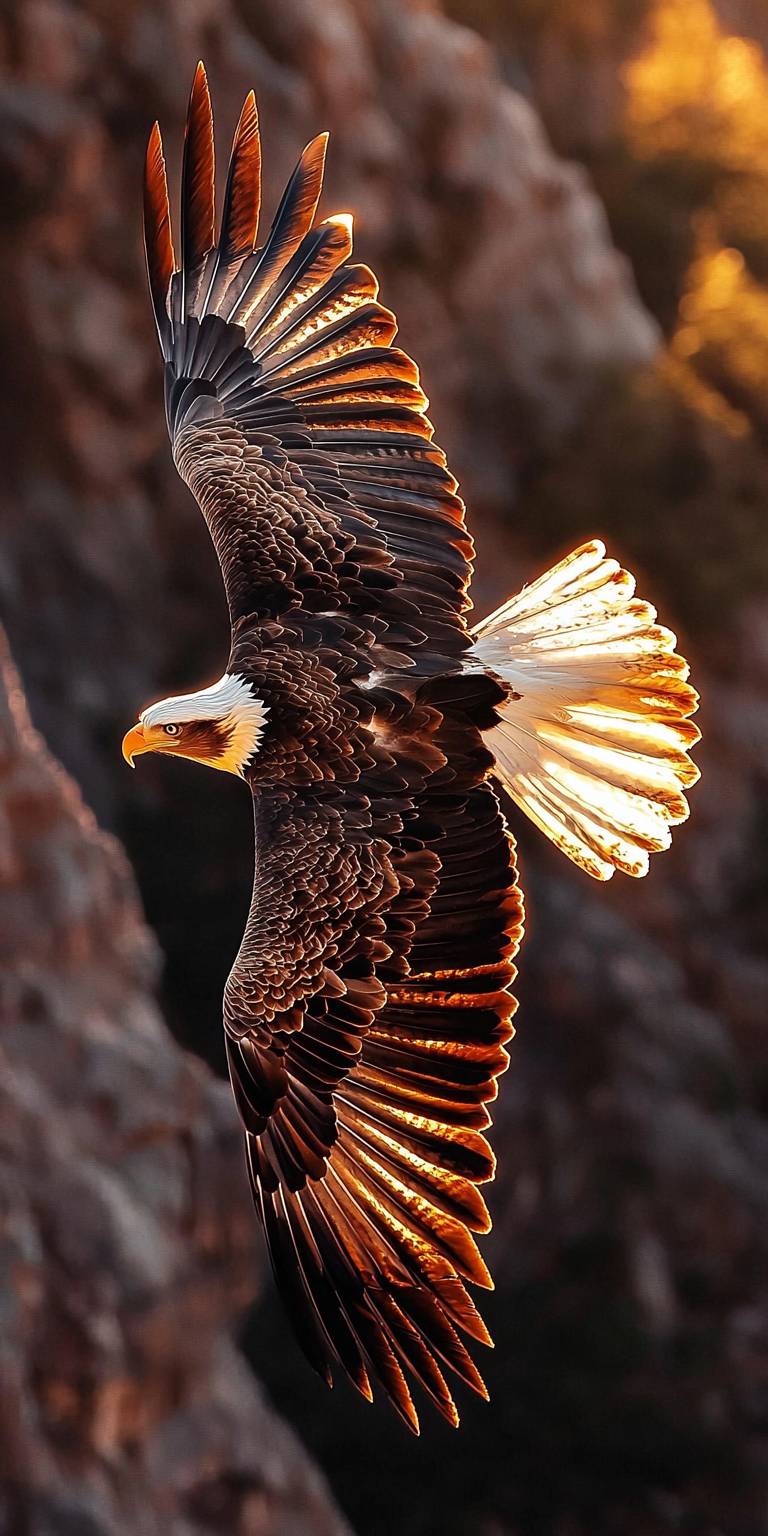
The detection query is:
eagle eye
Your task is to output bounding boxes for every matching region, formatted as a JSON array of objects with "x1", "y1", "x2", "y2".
[{"x1": 163, "y1": 722, "x2": 181, "y2": 736}]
